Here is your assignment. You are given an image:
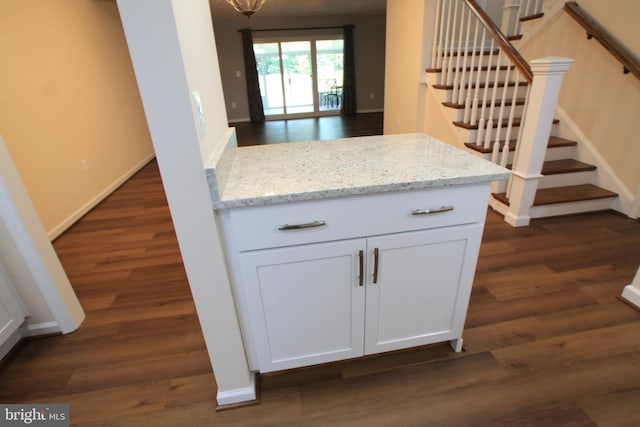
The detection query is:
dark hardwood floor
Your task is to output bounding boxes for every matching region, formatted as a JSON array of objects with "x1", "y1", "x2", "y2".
[
  {"x1": 1, "y1": 125, "x2": 639, "y2": 425},
  {"x1": 231, "y1": 112, "x2": 384, "y2": 146}
]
